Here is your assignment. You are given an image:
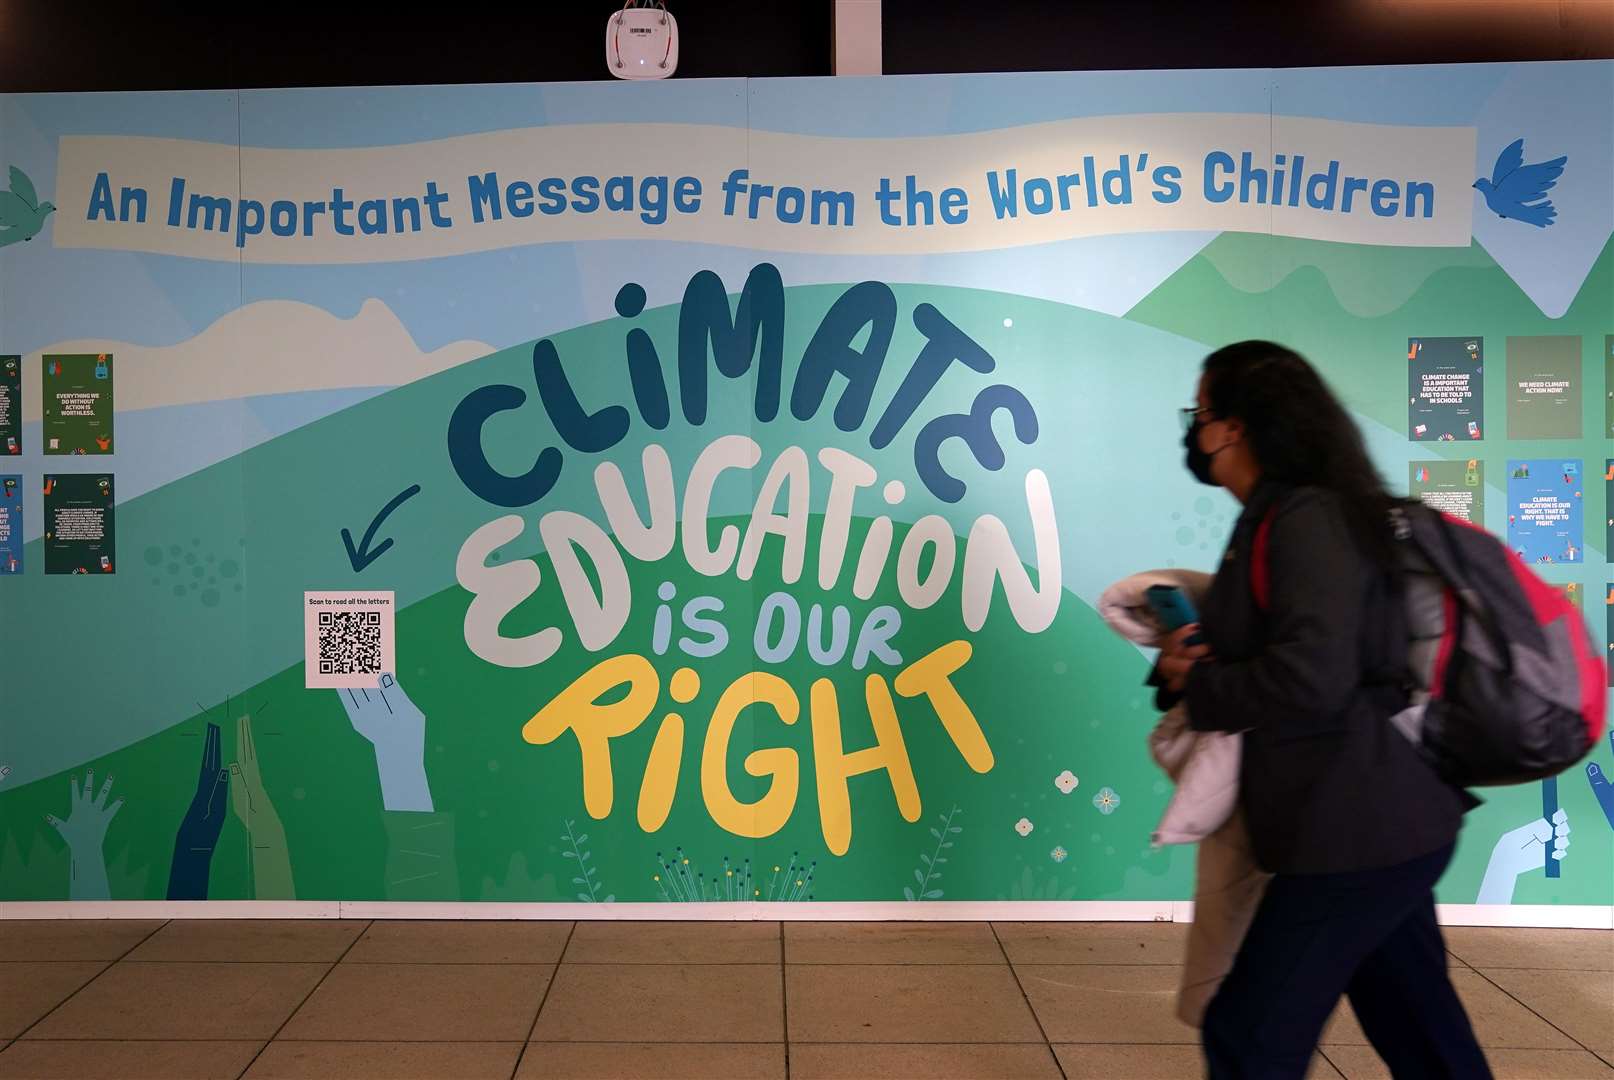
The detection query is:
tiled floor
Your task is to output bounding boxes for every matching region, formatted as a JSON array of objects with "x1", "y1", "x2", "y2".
[{"x1": 0, "y1": 920, "x2": 1609, "y2": 1078}]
